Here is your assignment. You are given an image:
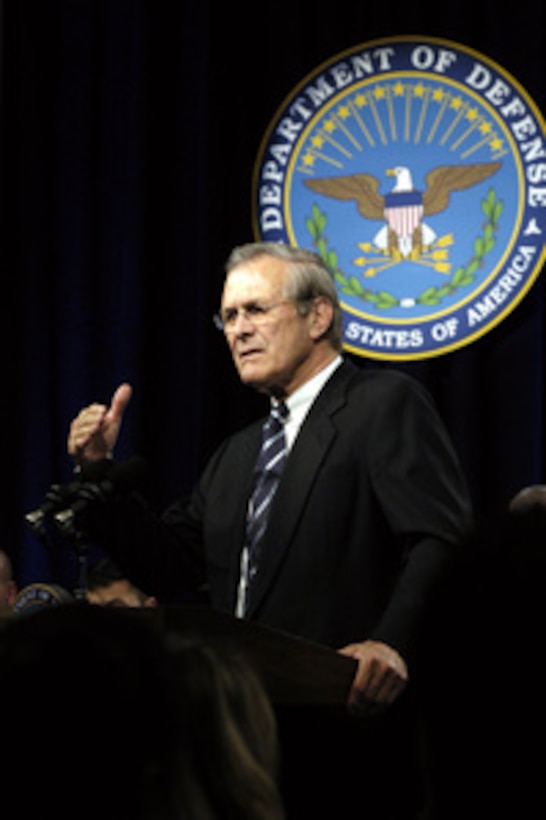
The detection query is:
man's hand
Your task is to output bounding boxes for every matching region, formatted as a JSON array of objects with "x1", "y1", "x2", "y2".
[
  {"x1": 68, "y1": 383, "x2": 133, "y2": 464},
  {"x1": 338, "y1": 639, "x2": 408, "y2": 716}
]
